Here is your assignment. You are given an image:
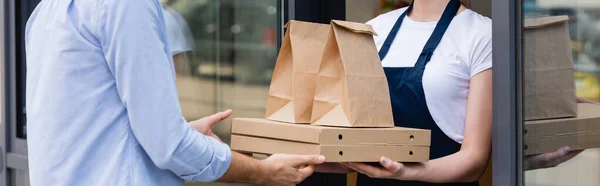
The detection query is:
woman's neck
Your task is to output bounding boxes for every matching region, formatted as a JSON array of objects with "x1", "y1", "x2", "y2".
[{"x1": 409, "y1": 0, "x2": 452, "y2": 22}]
